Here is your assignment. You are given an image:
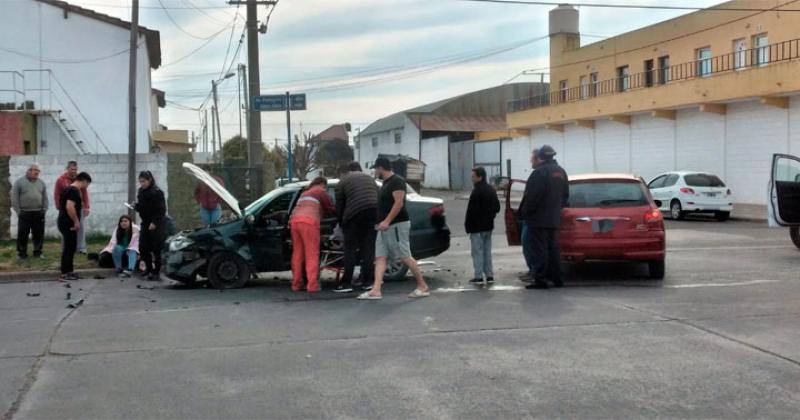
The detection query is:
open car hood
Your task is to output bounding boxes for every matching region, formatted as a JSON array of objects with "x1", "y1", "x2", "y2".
[{"x1": 182, "y1": 162, "x2": 242, "y2": 218}]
